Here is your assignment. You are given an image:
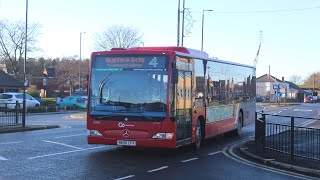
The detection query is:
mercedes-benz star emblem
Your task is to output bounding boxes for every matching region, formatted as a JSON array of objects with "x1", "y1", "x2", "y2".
[{"x1": 122, "y1": 129, "x2": 130, "y2": 138}]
